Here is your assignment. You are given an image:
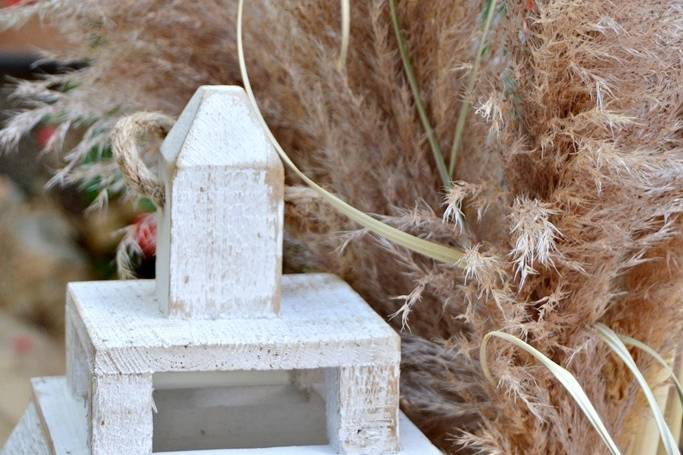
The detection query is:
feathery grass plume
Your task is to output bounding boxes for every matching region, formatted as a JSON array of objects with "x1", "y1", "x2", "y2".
[
  {"x1": 481, "y1": 330, "x2": 622, "y2": 455},
  {"x1": 237, "y1": 0, "x2": 465, "y2": 264},
  {"x1": 2, "y1": 0, "x2": 683, "y2": 453}
]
